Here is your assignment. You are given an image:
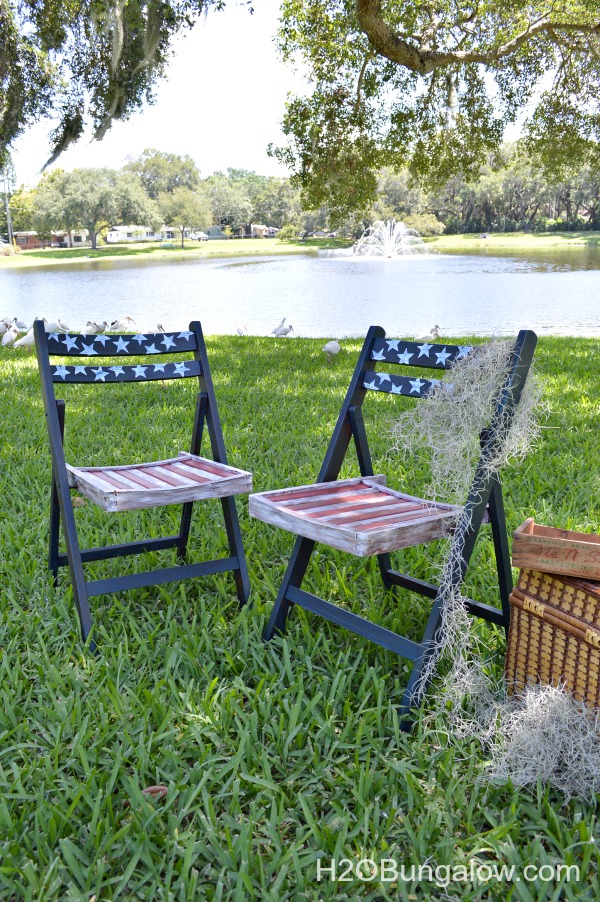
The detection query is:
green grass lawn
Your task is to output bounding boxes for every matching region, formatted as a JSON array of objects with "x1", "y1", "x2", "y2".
[
  {"x1": 425, "y1": 231, "x2": 600, "y2": 253},
  {"x1": 1, "y1": 335, "x2": 599, "y2": 899},
  {"x1": 2, "y1": 232, "x2": 599, "y2": 270},
  {"x1": 0, "y1": 237, "x2": 352, "y2": 270}
]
